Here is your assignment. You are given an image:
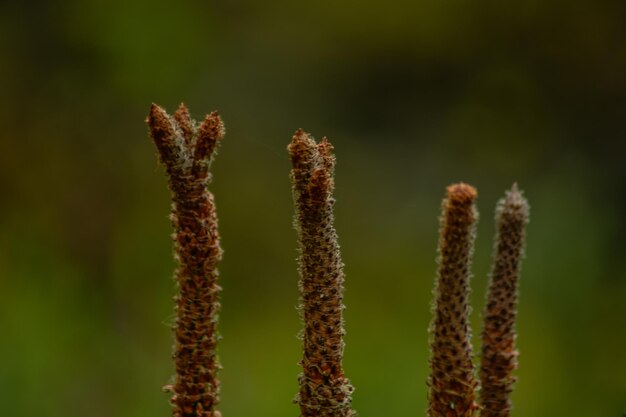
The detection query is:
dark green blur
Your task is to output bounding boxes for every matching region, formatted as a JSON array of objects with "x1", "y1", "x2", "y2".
[{"x1": 1, "y1": 1, "x2": 625, "y2": 416}]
